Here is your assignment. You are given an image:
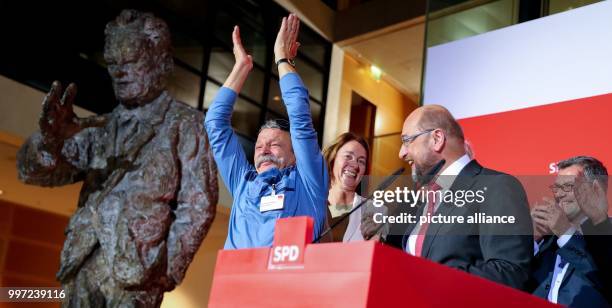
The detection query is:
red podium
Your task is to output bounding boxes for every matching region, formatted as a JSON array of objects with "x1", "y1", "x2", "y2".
[{"x1": 208, "y1": 217, "x2": 555, "y2": 307}]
